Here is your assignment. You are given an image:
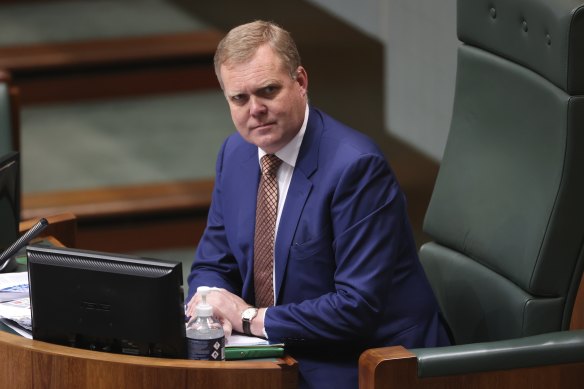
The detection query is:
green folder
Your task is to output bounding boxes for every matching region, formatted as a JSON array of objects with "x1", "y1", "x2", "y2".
[{"x1": 225, "y1": 346, "x2": 285, "y2": 360}]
